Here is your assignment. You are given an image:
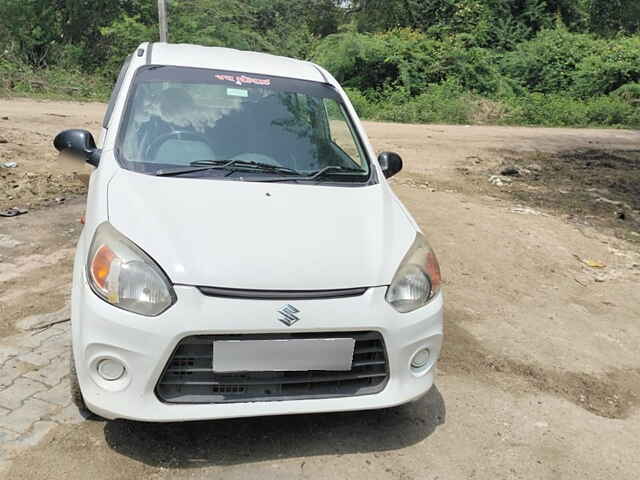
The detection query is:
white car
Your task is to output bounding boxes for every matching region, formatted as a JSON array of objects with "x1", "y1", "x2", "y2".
[{"x1": 53, "y1": 42, "x2": 443, "y2": 422}]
